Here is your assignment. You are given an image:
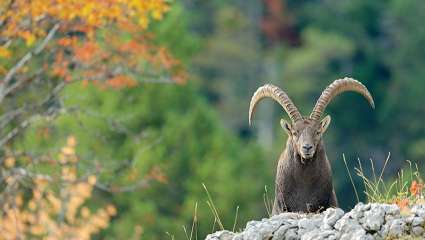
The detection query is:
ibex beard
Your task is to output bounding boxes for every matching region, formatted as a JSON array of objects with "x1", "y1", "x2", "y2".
[{"x1": 249, "y1": 77, "x2": 375, "y2": 214}]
